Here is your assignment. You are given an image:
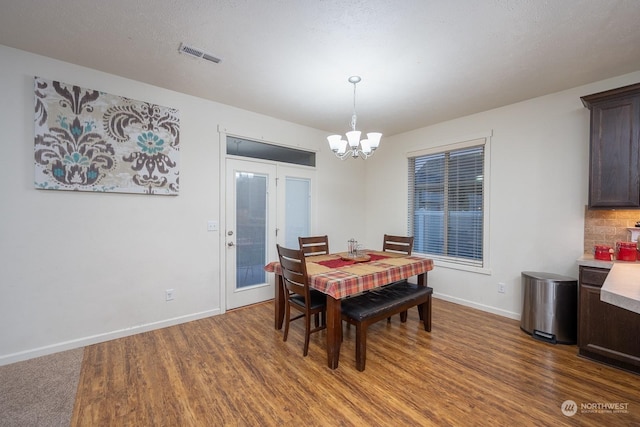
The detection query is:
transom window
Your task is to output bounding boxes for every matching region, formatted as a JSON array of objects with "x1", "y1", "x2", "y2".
[{"x1": 226, "y1": 136, "x2": 315, "y2": 166}]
